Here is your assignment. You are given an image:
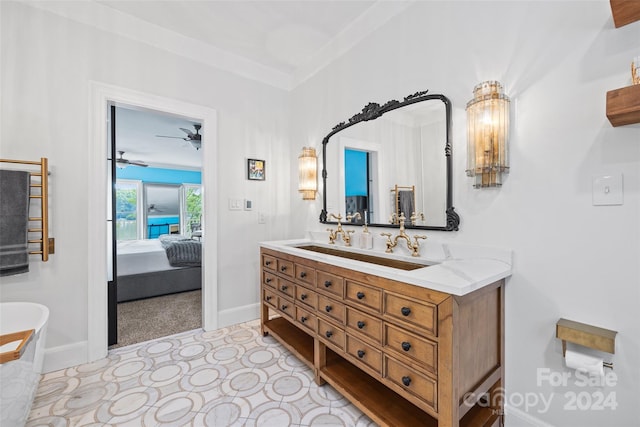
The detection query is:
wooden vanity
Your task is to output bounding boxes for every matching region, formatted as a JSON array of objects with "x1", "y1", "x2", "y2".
[{"x1": 260, "y1": 245, "x2": 506, "y2": 427}]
